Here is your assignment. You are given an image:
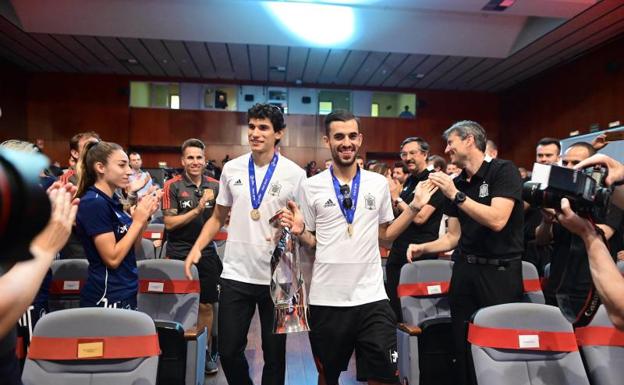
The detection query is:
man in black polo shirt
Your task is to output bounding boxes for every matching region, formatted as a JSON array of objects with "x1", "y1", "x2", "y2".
[
  {"x1": 387, "y1": 137, "x2": 444, "y2": 321},
  {"x1": 162, "y1": 138, "x2": 222, "y2": 374},
  {"x1": 407, "y1": 120, "x2": 524, "y2": 385}
]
